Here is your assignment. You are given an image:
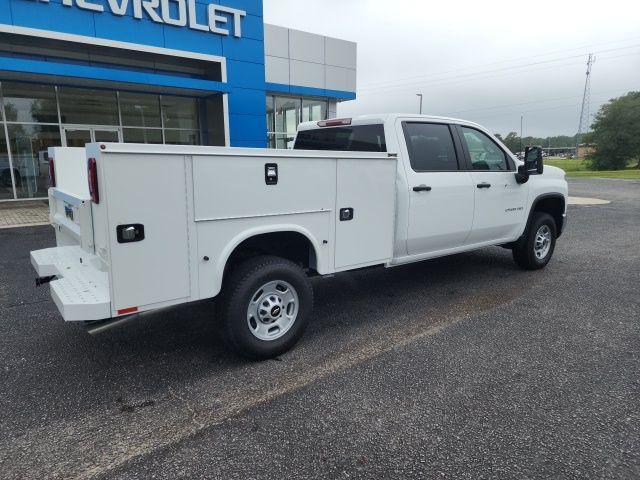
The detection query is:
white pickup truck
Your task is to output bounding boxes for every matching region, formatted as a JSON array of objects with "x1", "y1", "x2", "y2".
[{"x1": 31, "y1": 114, "x2": 567, "y2": 359}]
